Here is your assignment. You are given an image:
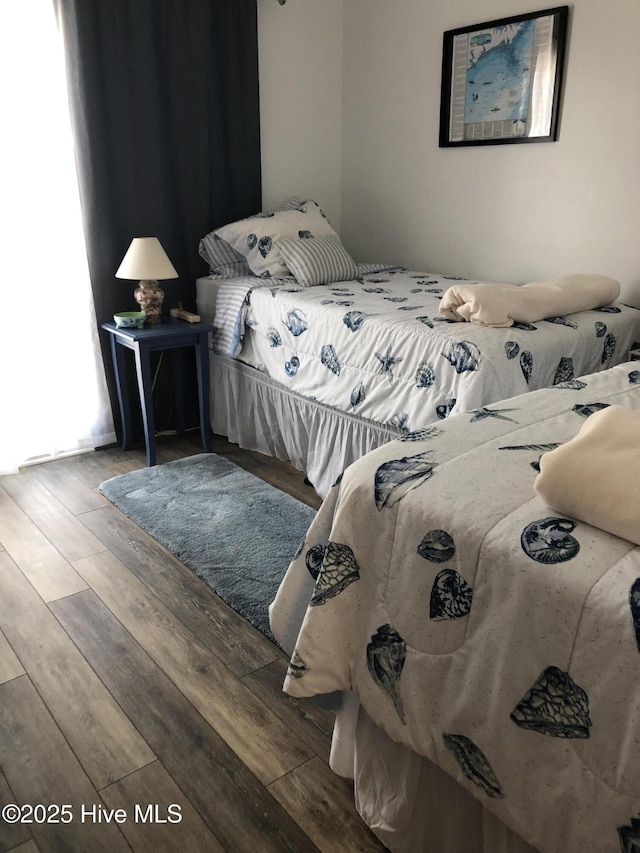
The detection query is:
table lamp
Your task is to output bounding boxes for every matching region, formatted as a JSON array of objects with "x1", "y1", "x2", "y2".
[{"x1": 115, "y1": 237, "x2": 178, "y2": 324}]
